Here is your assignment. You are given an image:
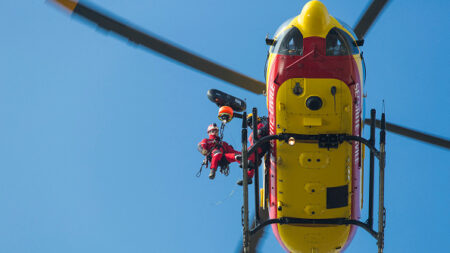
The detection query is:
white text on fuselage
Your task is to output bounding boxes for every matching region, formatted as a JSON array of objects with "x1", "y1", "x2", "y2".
[
  {"x1": 353, "y1": 83, "x2": 361, "y2": 168},
  {"x1": 268, "y1": 82, "x2": 276, "y2": 162}
]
